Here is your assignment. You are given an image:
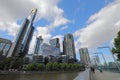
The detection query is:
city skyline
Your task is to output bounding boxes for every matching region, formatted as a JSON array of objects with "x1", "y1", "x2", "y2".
[{"x1": 0, "y1": 0, "x2": 120, "y2": 61}]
